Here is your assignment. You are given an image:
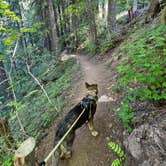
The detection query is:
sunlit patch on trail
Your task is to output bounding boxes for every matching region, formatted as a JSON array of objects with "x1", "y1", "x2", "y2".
[
  {"x1": 60, "y1": 54, "x2": 77, "y2": 61},
  {"x1": 85, "y1": 66, "x2": 91, "y2": 70},
  {"x1": 98, "y1": 95, "x2": 115, "y2": 102}
]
